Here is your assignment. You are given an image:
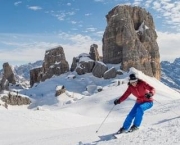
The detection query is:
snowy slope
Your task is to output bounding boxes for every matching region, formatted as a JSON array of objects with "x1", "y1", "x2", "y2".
[{"x1": 0, "y1": 68, "x2": 180, "y2": 145}]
